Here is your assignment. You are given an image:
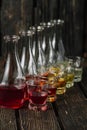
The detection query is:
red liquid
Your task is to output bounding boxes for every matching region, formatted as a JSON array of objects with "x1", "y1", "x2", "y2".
[
  {"x1": 28, "y1": 82, "x2": 48, "y2": 105},
  {"x1": 29, "y1": 89, "x2": 48, "y2": 105},
  {"x1": 0, "y1": 84, "x2": 27, "y2": 109},
  {"x1": 48, "y1": 86, "x2": 57, "y2": 96}
]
